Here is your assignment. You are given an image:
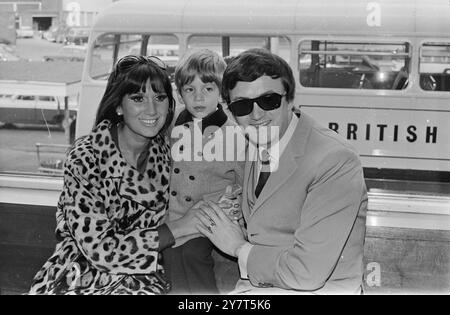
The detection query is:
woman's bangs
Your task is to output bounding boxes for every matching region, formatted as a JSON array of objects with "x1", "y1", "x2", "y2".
[{"x1": 122, "y1": 64, "x2": 167, "y2": 95}]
